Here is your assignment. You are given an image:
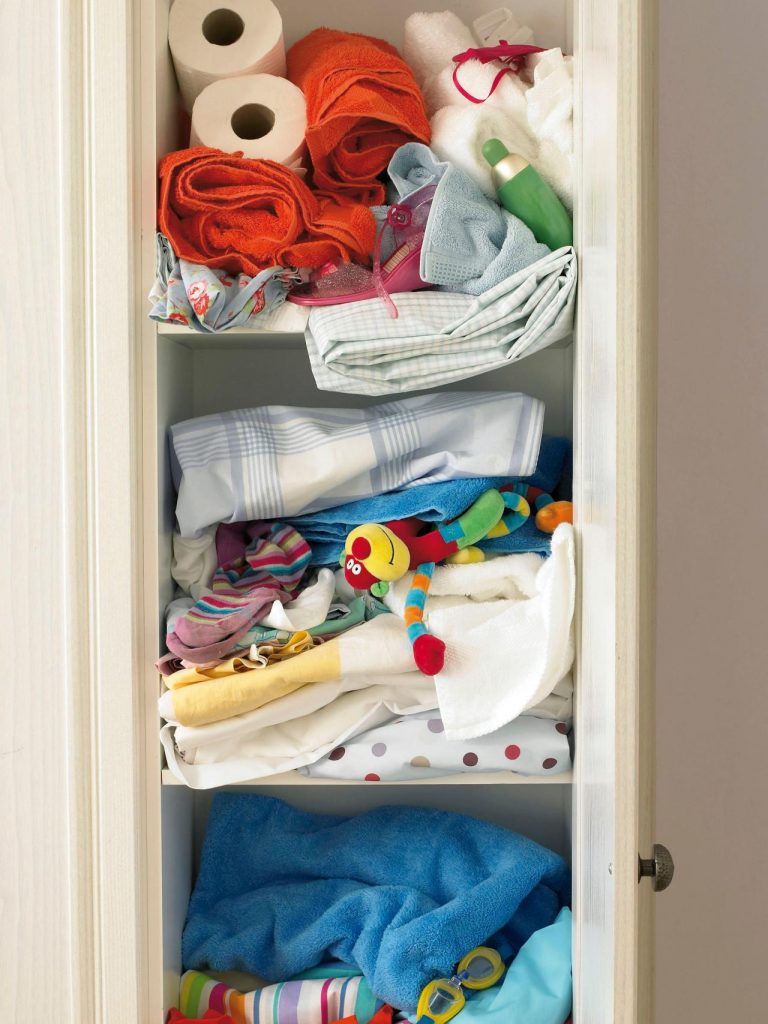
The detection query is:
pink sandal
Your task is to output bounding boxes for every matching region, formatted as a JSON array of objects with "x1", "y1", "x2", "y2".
[{"x1": 288, "y1": 186, "x2": 435, "y2": 318}]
